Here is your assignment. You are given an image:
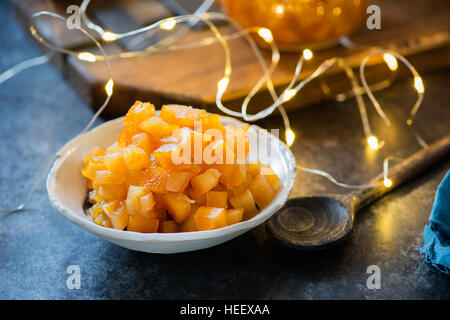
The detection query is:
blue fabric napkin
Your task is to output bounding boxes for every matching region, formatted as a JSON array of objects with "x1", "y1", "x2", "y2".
[{"x1": 419, "y1": 170, "x2": 450, "y2": 274}]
